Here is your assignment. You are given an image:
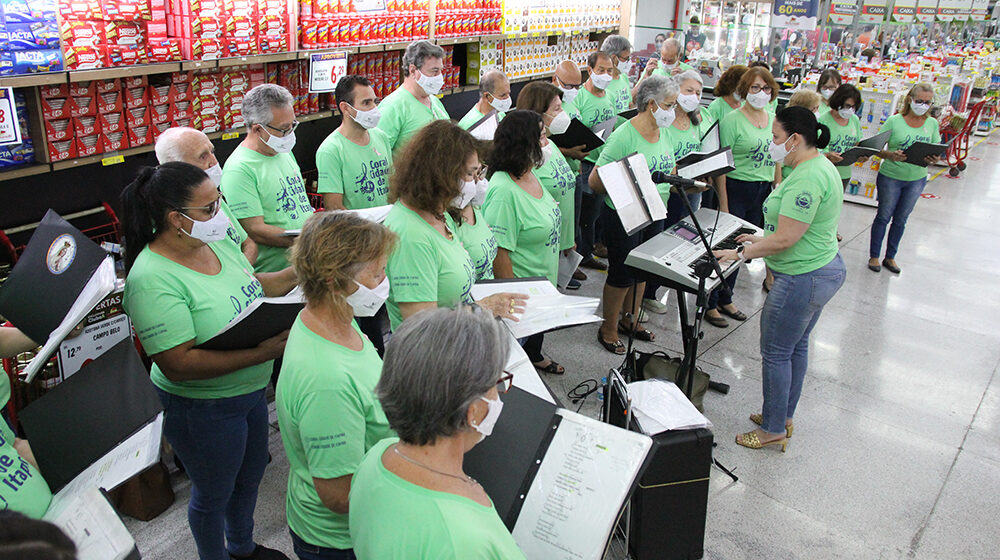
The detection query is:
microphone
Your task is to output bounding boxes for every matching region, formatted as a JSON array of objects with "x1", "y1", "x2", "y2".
[{"x1": 650, "y1": 172, "x2": 711, "y2": 192}]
